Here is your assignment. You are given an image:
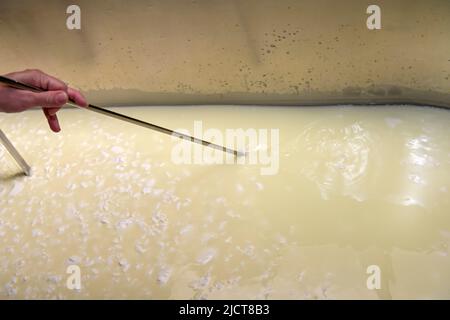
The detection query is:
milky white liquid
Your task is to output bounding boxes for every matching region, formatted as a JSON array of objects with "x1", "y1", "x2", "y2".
[{"x1": 0, "y1": 105, "x2": 449, "y2": 299}]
